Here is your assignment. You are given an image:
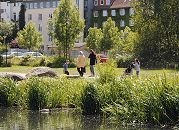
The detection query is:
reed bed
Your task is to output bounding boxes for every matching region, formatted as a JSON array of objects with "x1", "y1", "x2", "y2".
[{"x1": 0, "y1": 63, "x2": 178, "y2": 126}]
